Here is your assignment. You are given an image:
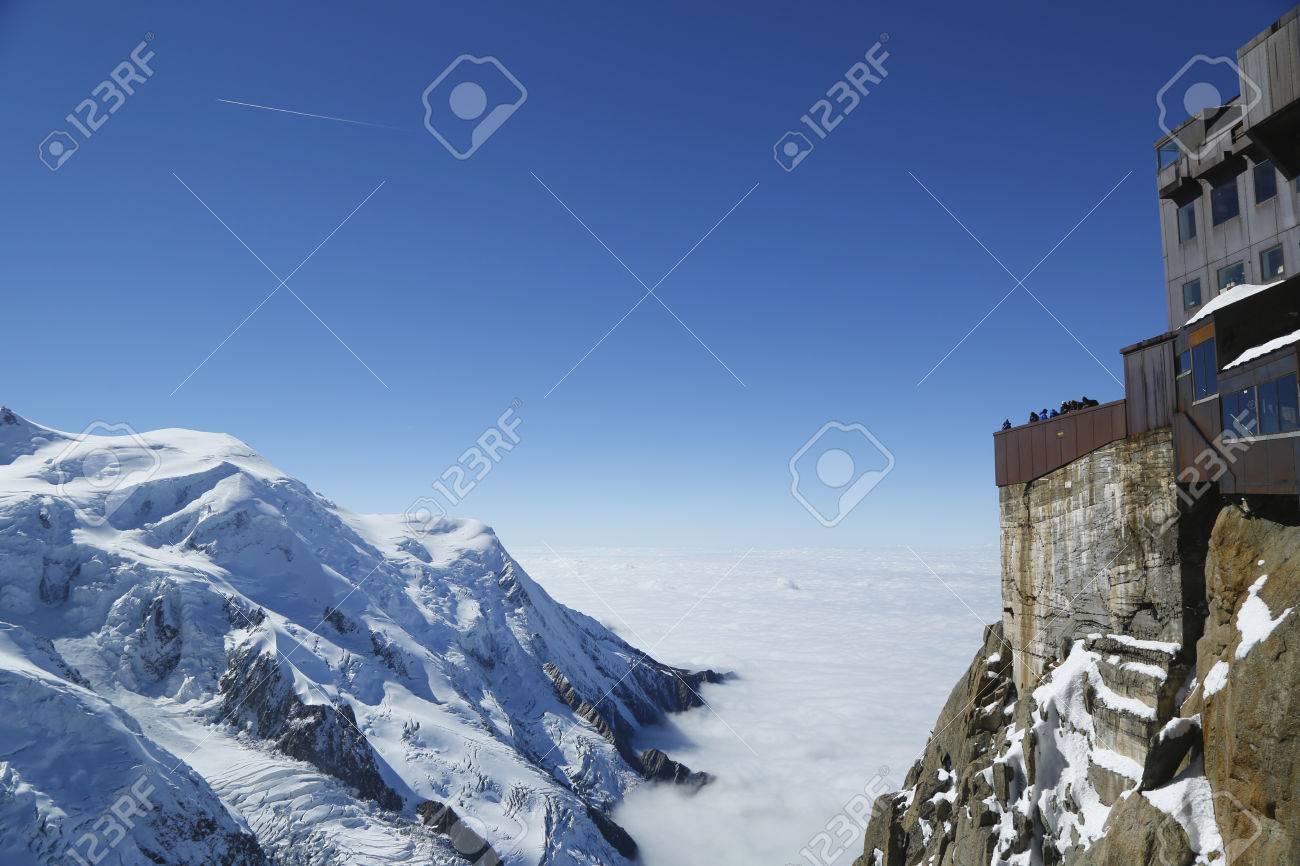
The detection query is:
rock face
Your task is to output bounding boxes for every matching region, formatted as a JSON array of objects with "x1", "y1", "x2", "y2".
[
  {"x1": 1193, "y1": 501, "x2": 1298, "y2": 866},
  {"x1": 999, "y1": 428, "x2": 1184, "y2": 695},
  {"x1": 219, "y1": 643, "x2": 405, "y2": 812},
  {"x1": 852, "y1": 427, "x2": 1298, "y2": 866}
]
